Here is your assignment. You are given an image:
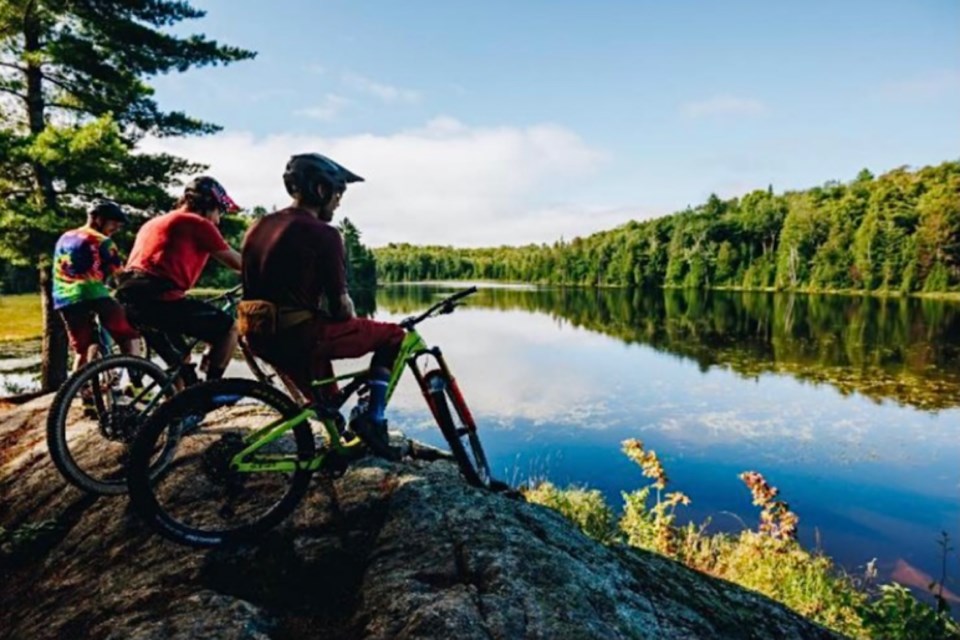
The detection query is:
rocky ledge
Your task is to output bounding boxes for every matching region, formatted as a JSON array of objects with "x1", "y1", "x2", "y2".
[{"x1": 0, "y1": 395, "x2": 840, "y2": 639}]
